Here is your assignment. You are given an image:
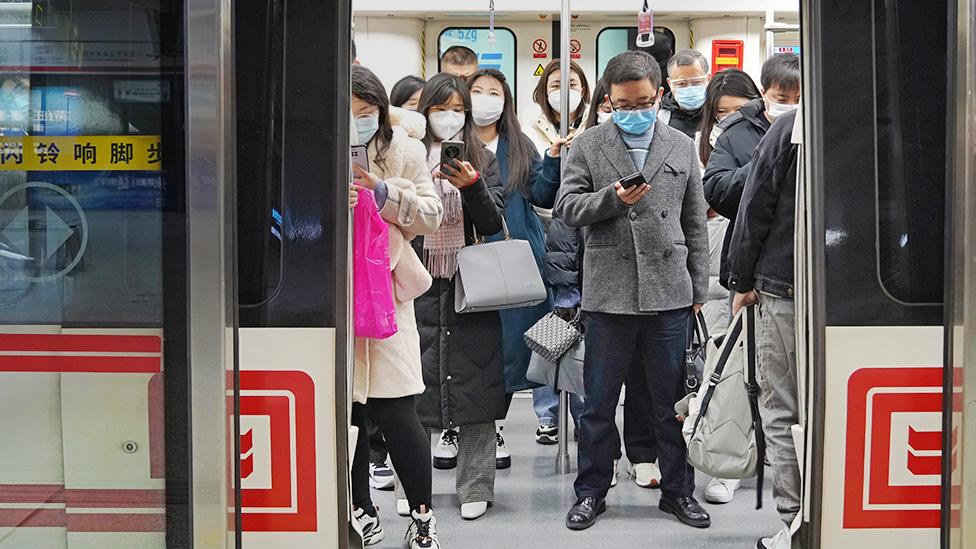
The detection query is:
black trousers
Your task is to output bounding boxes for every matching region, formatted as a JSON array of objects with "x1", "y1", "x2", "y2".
[
  {"x1": 575, "y1": 309, "x2": 695, "y2": 500},
  {"x1": 623, "y1": 364, "x2": 659, "y2": 464},
  {"x1": 351, "y1": 396, "x2": 432, "y2": 510},
  {"x1": 367, "y1": 418, "x2": 388, "y2": 464}
]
